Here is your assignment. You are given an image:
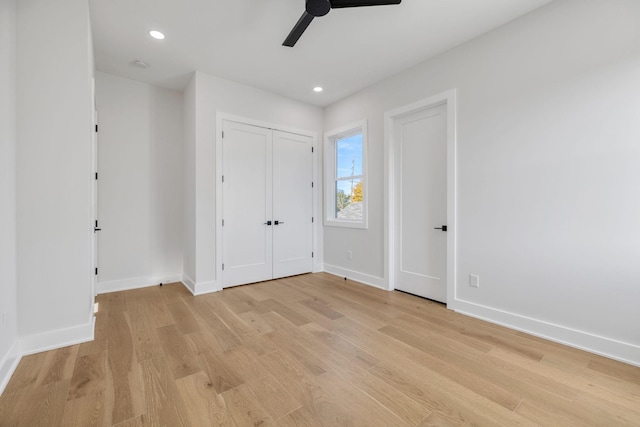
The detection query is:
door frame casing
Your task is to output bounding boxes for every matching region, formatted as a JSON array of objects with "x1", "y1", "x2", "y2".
[
  {"x1": 383, "y1": 89, "x2": 457, "y2": 308},
  {"x1": 215, "y1": 112, "x2": 320, "y2": 289}
]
